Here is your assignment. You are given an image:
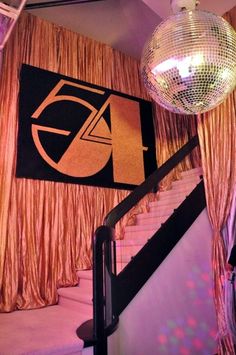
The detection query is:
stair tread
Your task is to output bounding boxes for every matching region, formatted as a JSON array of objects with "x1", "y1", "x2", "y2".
[
  {"x1": 149, "y1": 199, "x2": 183, "y2": 207},
  {"x1": 137, "y1": 211, "x2": 168, "y2": 218},
  {"x1": 150, "y1": 202, "x2": 183, "y2": 209},
  {"x1": 77, "y1": 269, "x2": 92, "y2": 280},
  {"x1": 124, "y1": 230, "x2": 156, "y2": 238},
  {"x1": 148, "y1": 208, "x2": 174, "y2": 216},
  {"x1": 156, "y1": 196, "x2": 188, "y2": 204},
  {"x1": 180, "y1": 167, "x2": 202, "y2": 176},
  {"x1": 158, "y1": 185, "x2": 196, "y2": 196},
  {"x1": 171, "y1": 182, "x2": 199, "y2": 190},
  {"x1": 171, "y1": 178, "x2": 200, "y2": 187},
  {"x1": 116, "y1": 254, "x2": 133, "y2": 262},
  {"x1": 58, "y1": 287, "x2": 92, "y2": 304},
  {"x1": 0, "y1": 305, "x2": 85, "y2": 354},
  {"x1": 116, "y1": 239, "x2": 145, "y2": 246},
  {"x1": 117, "y1": 245, "x2": 142, "y2": 254},
  {"x1": 125, "y1": 222, "x2": 161, "y2": 230},
  {"x1": 116, "y1": 238, "x2": 148, "y2": 246}
]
